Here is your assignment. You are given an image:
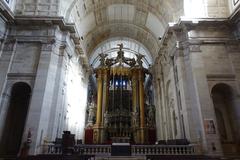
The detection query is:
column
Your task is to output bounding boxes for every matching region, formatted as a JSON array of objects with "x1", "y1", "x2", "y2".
[
  {"x1": 101, "y1": 68, "x2": 109, "y2": 142},
  {"x1": 47, "y1": 45, "x2": 66, "y2": 140},
  {"x1": 96, "y1": 70, "x2": 103, "y2": 126},
  {"x1": 102, "y1": 68, "x2": 109, "y2": 113},
  {"x1": 0, "y1": 40, "x2": 17, "y2": 142},
  {"x1": 131, "y1": 69, "x2": 139, "y2": 142},
  {"x1": 93, "y1": 69, "x2": 103, "y2": 144},
  {"x1": 189, "y1": 47, "x2": 222, "y2": 155},
  {"x1": 0, "y1": 40, "x2": 17, "y2": 105},
  {"x1": 138, "y1": 69, "x2": 146, "y2": 143},
  {"x1": 132, "y1": 70, "x2": 138, "y2": 112},
  {"x1": 24, "y1": 41, "x2": 60, "y2": 154},
  {"x1": 157, "y1": 62, "x2": 168, "y2": 141}
]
